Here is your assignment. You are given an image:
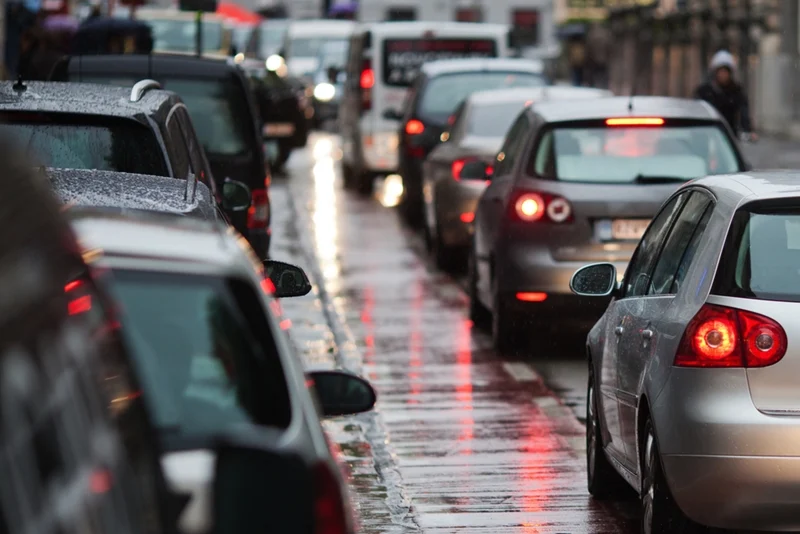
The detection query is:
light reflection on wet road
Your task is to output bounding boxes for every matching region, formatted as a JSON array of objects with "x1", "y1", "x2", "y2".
[{"x1": 276, "y1": 133, "x2": 638, "y2": 533}]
